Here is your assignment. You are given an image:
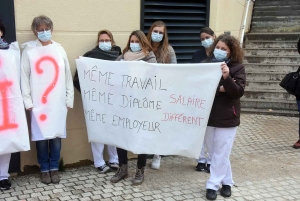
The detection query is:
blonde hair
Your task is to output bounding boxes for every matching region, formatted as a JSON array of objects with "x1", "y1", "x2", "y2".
[
  {"x1": 123, "y1": 30, "x2": 152, "y2": 55},
  {"x1": 147, "y1": 21, "x2": 171, "y2": 63},
  {"x1": 97, "y1": 29, "x2": 116, "y2": 45}
]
